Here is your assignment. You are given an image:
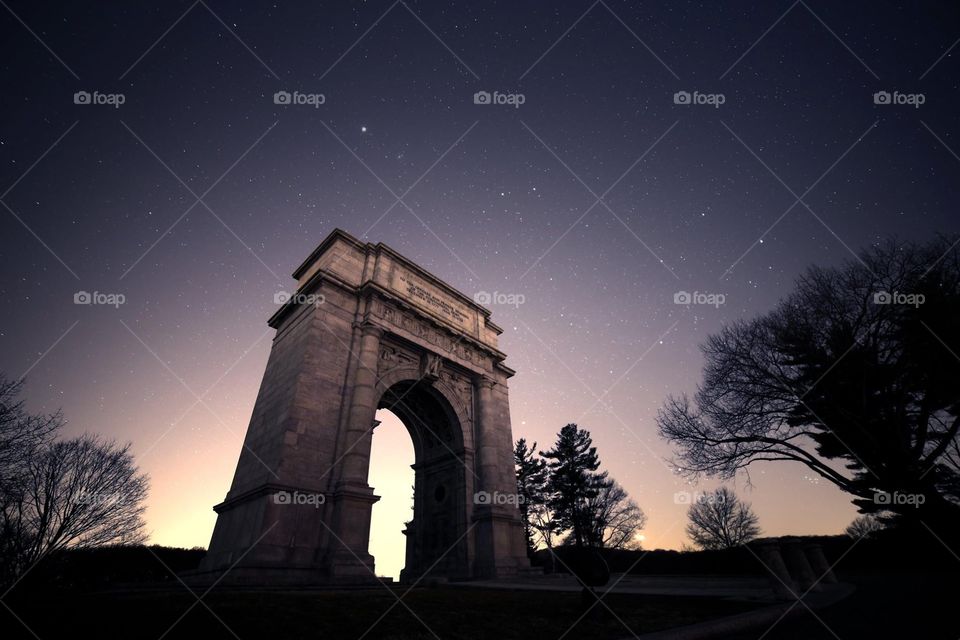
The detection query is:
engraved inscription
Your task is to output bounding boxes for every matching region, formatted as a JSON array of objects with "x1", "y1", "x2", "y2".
[{"x1": 393, "y1": 269, "x2": 473, "y2": 333}]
